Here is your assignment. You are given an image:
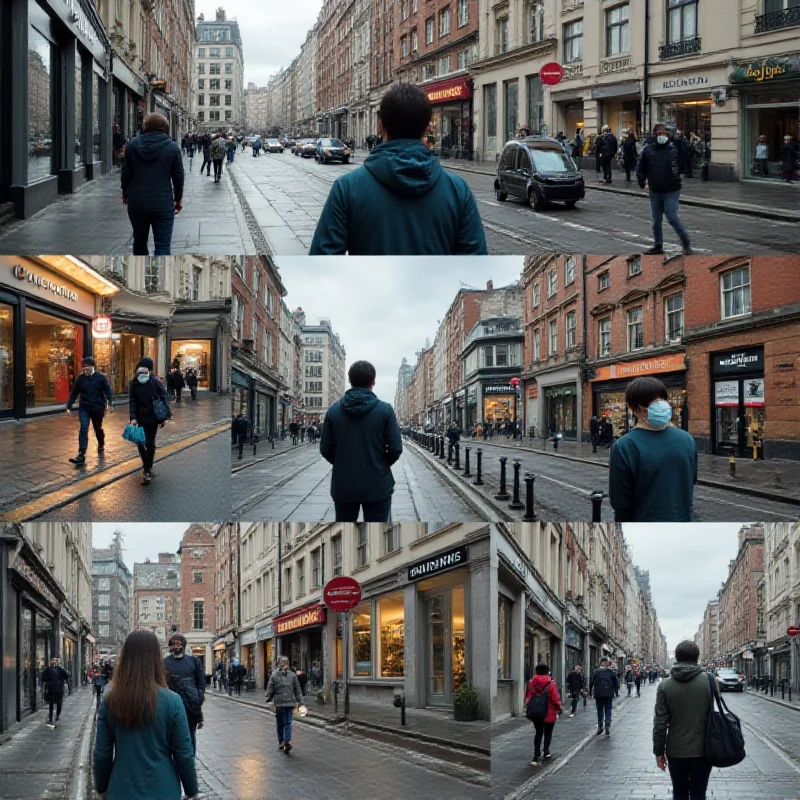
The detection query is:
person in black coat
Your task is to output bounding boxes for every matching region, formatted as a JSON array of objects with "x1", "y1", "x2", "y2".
[
  {"x1": 621, "y1": 131, "x2": 638, "y2": 183},
  {"x1": 233, "y1": 412, "x2": 248, "y2": 459},
  {"x1": 129, "y1": 357, "x2": 171, "y2": 485},
  {"x1": 289, "y1": 420, "x2": 300, "y2": 445},
  {"x1": 171, "y1": 366, "x2": 186, "y2": 404},
  {"x1": 41, "y1": 656, "x2": 71, "y2": 724},
  {"x1": 320, "y1": 360, "x2": 403, "y2": 522},
  {"x1": 566, "y1": 665, "x2": 586, "y2": 716},
  {"x1": 781, "y1": 134, "x2": 798, "y2": 182},
  {"x1": 65, "y1": 356, "x2": 114, "y2": 465},
  {"x1": 164, "y1": 634, "x2": 205, "y2": 754},
  {"x1": 598, "y1": 126, "x2": 618, "y2": 184},
  {"x1": 199, "y1": 133, "x2": 213, "y2": 175},
  {"x1": 121, "y1": 113, "x2": 184, "y2": 256},
  {"x1": 185, "y1": 368, "x2": 198, "y2": 401}
]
